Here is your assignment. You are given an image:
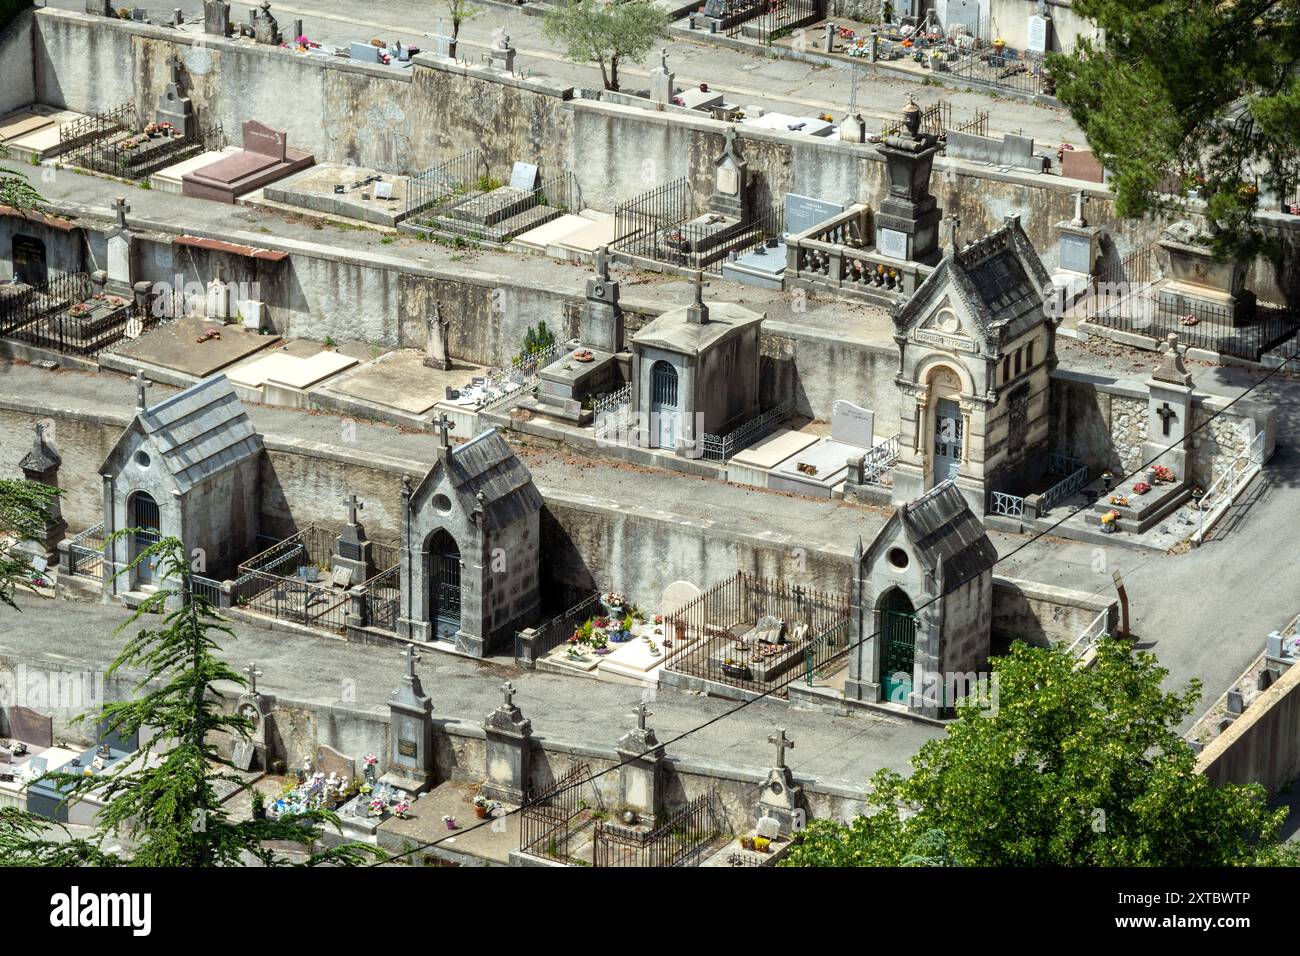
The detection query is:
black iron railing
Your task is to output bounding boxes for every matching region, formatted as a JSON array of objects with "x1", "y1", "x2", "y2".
[
  {"x1": 593, "y1": 789, "x2": 729, "y2": 867},
  {"x1": 519, "y1": 763, "x2": 600, "y2": 864}
]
